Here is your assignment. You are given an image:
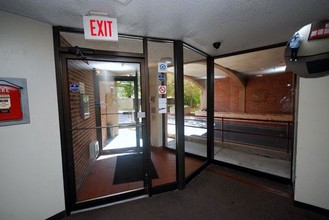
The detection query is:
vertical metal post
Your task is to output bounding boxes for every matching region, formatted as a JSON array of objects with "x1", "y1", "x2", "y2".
[
  {"x1": 133, "y1": 75, "x2": 140, "y2": 148},
  {"x1": 222, "y1": 118, "x2": 224, "y2": 142},
  {"x1": 207, "y1": 56, "x2": 214, "y2": 160},
  {"x1": 287, "y1": 122, "x2": 290, "y2": 153},
  {"x1": 162, "y1": 80, "x2": 167, "y2": 147},
  {"x1": 142, "y1": 38, "x2": 152, "y2": 194},
  {"x1": 174, "y1": 40, "x2": 185, "y2": 190},
  {"x1": 93, "y1": 75, "x2": 103, "y2": 150}
]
